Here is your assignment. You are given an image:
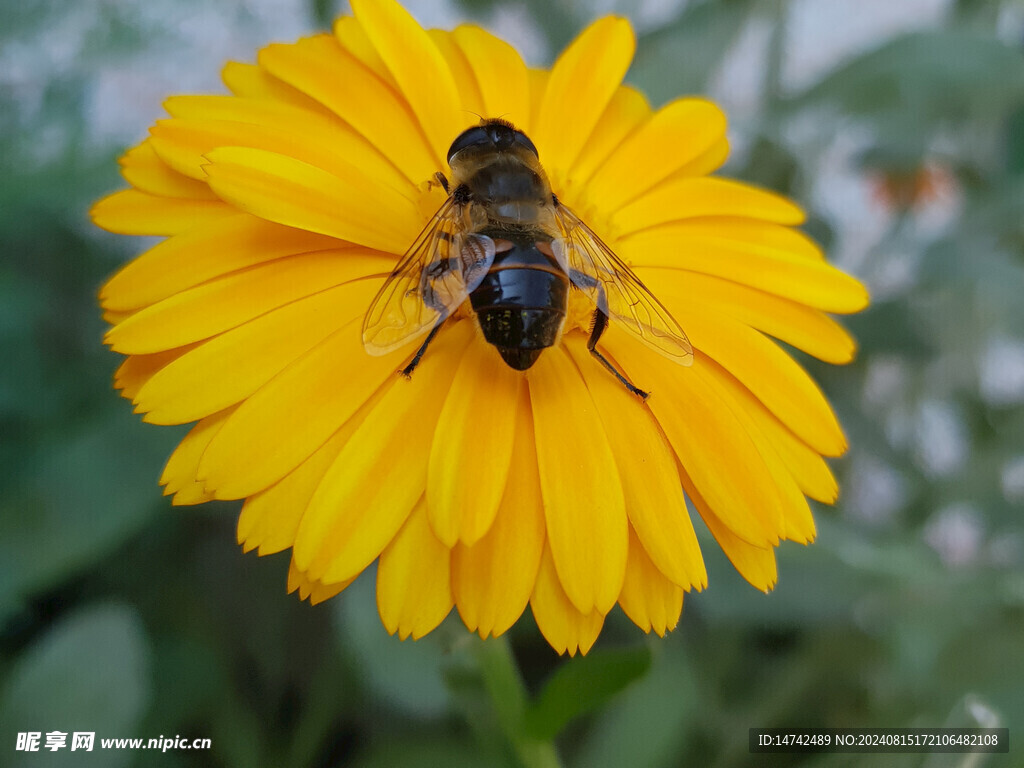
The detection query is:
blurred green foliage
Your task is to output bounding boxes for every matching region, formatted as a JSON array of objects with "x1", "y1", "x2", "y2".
[{"x1": 2, "y1": 0, "x2": 1023, "y2": 766}]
